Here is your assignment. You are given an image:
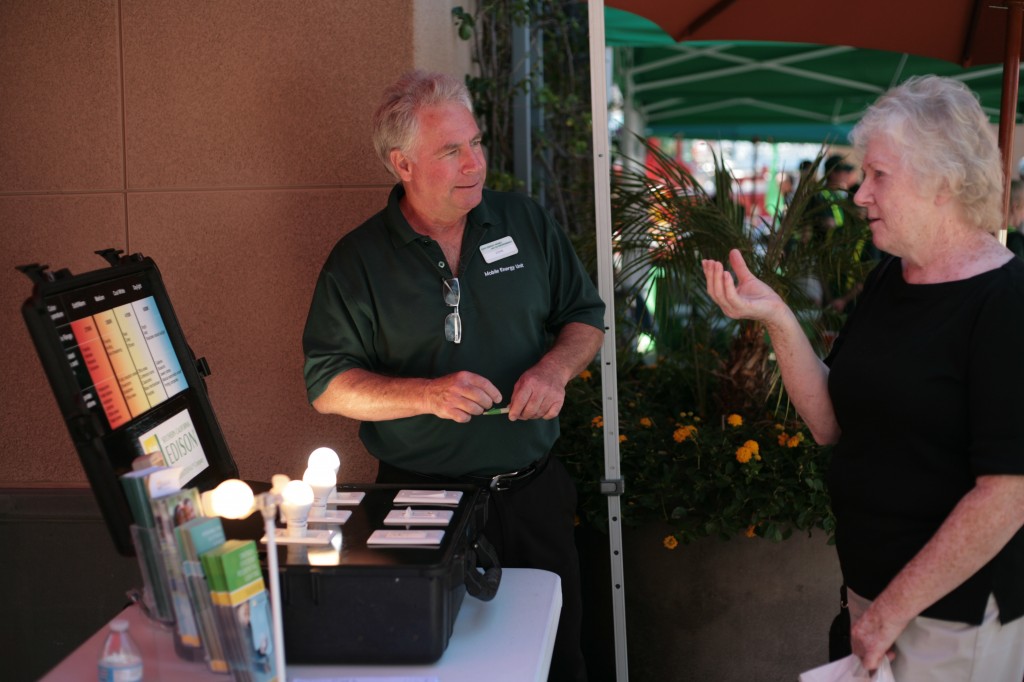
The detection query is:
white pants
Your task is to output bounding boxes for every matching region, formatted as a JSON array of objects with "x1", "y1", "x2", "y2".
[{"x1": 847, "y1": 589, "x2": 1024, "y2": 681}]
